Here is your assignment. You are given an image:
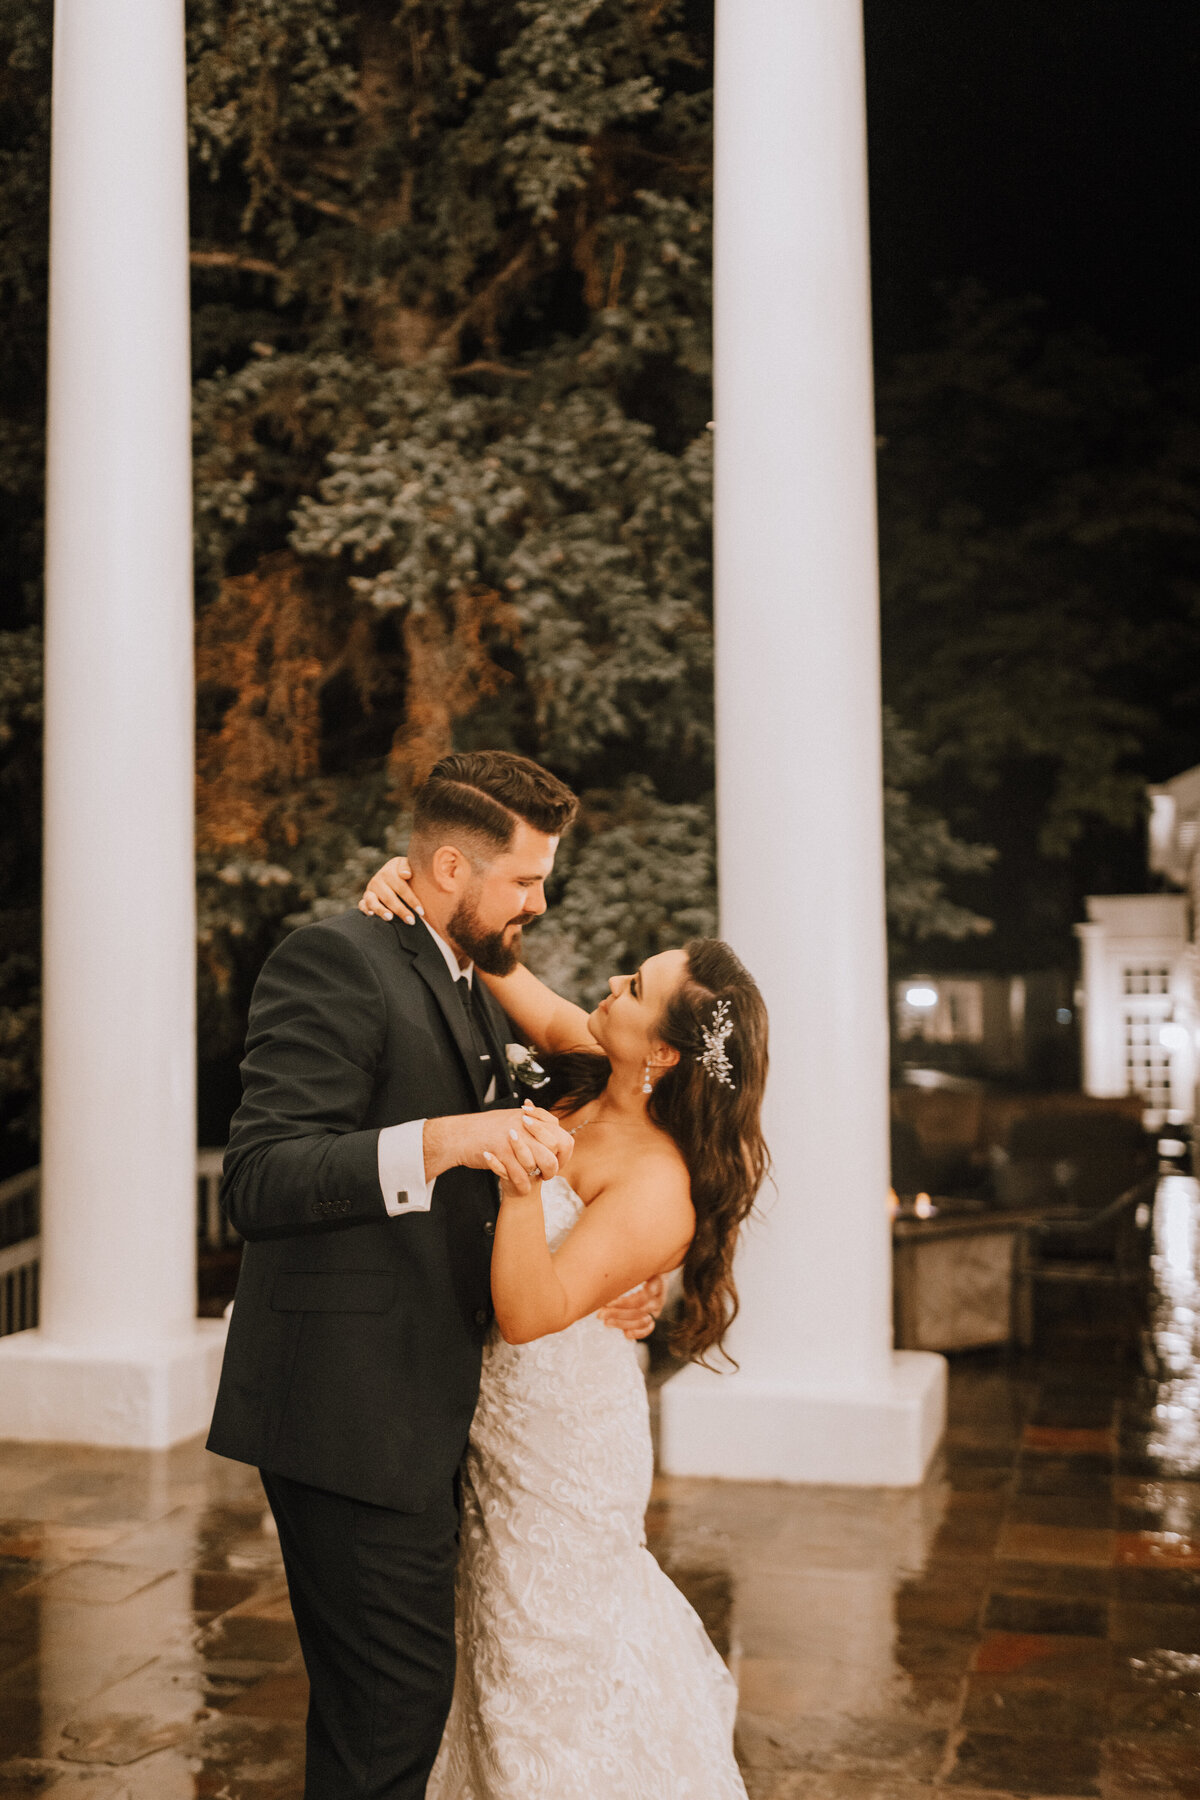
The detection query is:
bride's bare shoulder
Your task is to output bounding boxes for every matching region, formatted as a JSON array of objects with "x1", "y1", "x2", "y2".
[{"x1": 601, "y1": 1135, "x2": 692, "y2": 1217}]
